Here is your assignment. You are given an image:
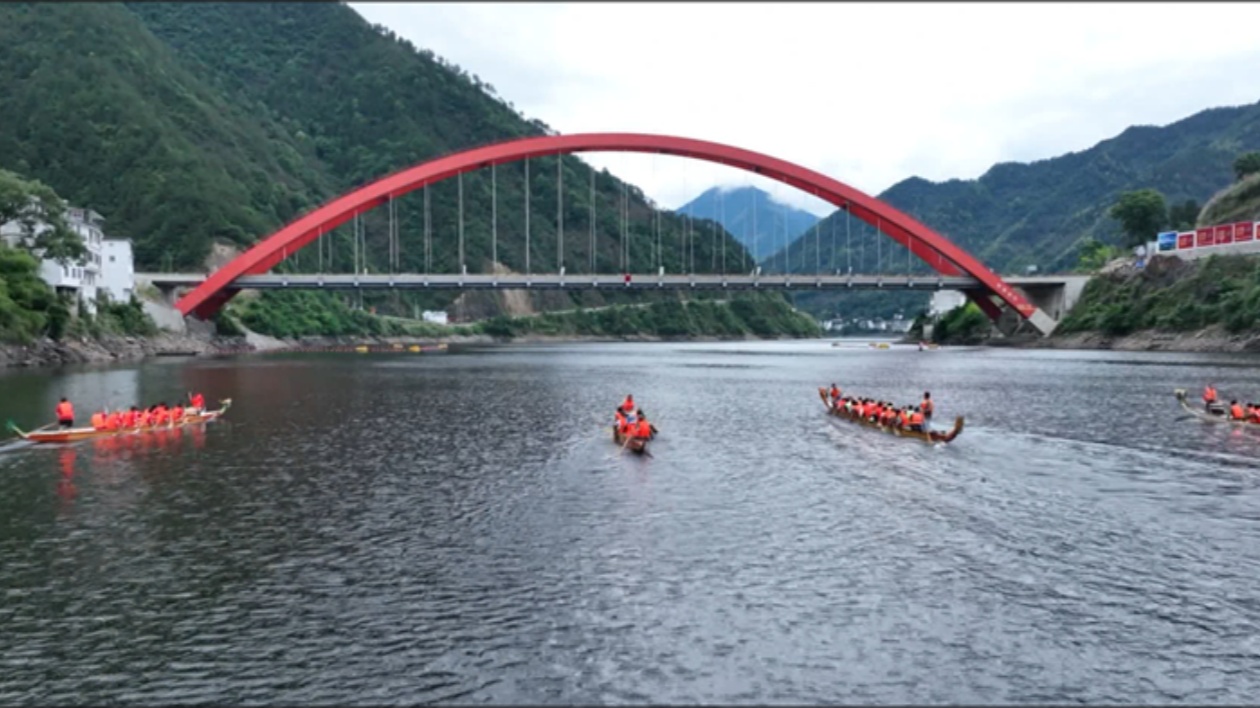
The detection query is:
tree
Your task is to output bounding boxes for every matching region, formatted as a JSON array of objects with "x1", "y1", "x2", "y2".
[
  {"x1": 1235, "y1": 151, "x2": 1260, "y2": 181},
  {"x1": 0, "y1": 168, "x2": 86, "y2": 265},
  {"x1": 1167, "y1": 199, "x2": 1200, "y2": 231},
  {"x1": 1109, "y1": 189, "x2": 1167, "y2": 248}
]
